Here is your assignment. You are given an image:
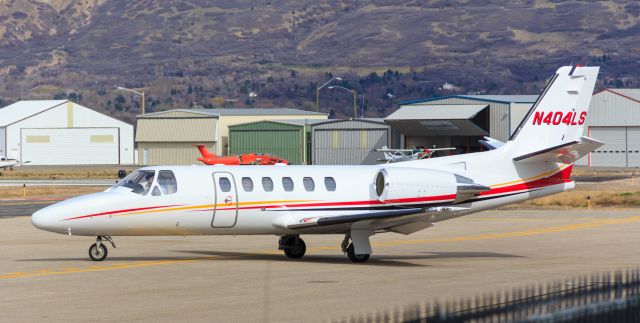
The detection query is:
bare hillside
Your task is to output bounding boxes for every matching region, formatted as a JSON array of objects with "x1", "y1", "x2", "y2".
[{"x1": 1, "y1": 0, "x2": 639, "y2": 122}]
